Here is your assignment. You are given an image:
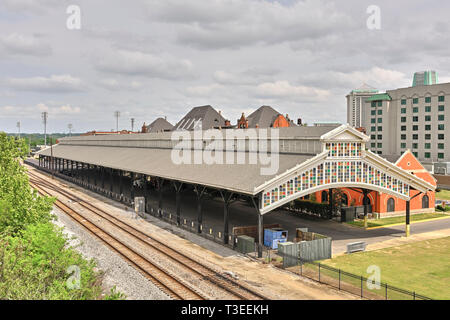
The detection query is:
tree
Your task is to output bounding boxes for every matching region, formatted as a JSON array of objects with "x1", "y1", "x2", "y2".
[{"x1": 0, "y1": 133, "x2": 54, "y2": 234}]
